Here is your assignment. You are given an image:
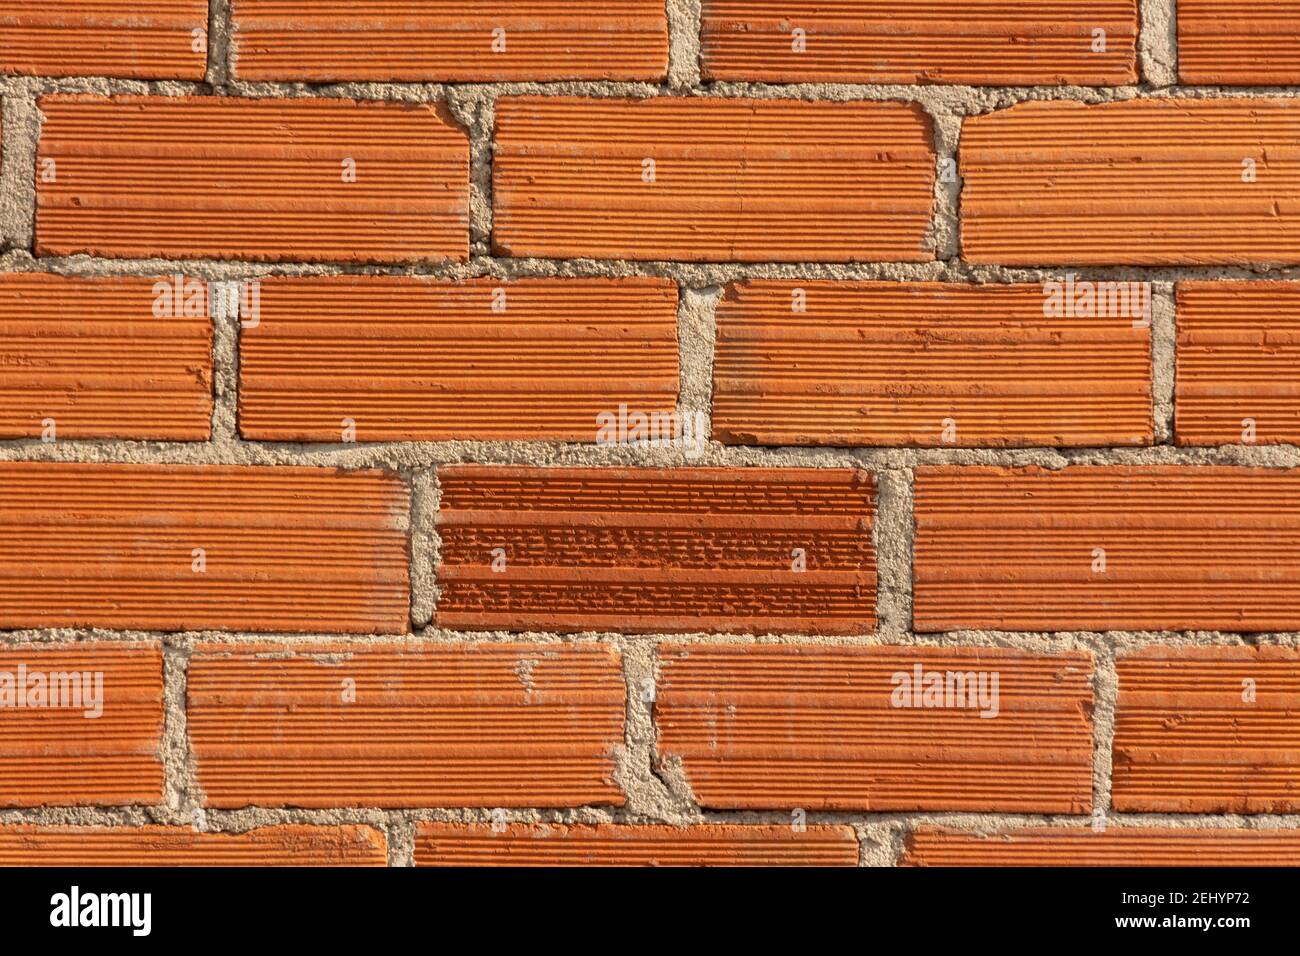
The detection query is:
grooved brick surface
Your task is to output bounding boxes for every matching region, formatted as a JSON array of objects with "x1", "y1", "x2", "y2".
[
  {"x1": 701, "y1": 1, "x2": 1138, "y2": 85},
  {"x1": 0, "y1": 274, "x2": 212, "y2": 440},
  {"x1": 493, "y1": 97, "x2": 935, "y2": 263},
  {"x1": 35, "y1": 95, "x2": 470, "y2": 264},
  {"x1": 914, "y1": 466, "x2": 1300, "y2": 633},
  {"x1": 0, "y1": 825, "x2": 386, "y2": 866},
  {"x1": 231, "y1": 1, "x2": 668, "y2": 82},
  {"x1": 0, "y1": 1, "x2": 208, "y2": 79},
  {"x1": 1177, "y1": 281, "x2": 1300, "y2": 446},
  {"x1": 188, "y1": 643, "x2": 624, "y2": 808},
  {"x1": 0, "y1": 643, "x2": 162, "y2": 807},
  {"x1": 0, "y1": 463, "x2": 408, "y2": 634},
  {"x1": 239, "y1": 276, "x2": 678, "y2": 442},
  {"x1": 435, "y1": 466, "x2": 876, "y2": 635},
  {"x1": 1114, "y1": 646, "x2": 1300, "y2": 813},
  {"x1": 656, "y1": 645, "x2": 1093, "y2": 812},
  {"x1": 961, "y1": 99, "x2": 1300, "y2": 266},
  {"x1": 904, "y1": 827, "x2": 1300, "y2": 866},
  {"x1": 415, "y1": 823, "x2": 859, "y2": 866},
  {"x1": 713, "y1": 280, "x2": 1151, "y2": 447},
  {"x1": 1179, "y1": 1, "x2": 1300, "y2": 85}
]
